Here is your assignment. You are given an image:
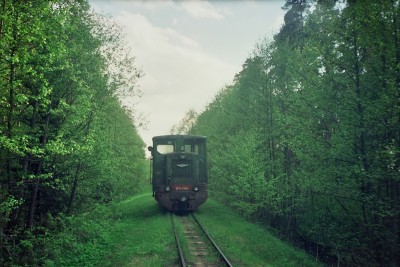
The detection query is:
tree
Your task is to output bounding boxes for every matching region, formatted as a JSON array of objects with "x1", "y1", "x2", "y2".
[
  {"x1": 188, "y1": 0, "x2": 400, "y2": 265},
  {"x1": 0, "y1": 1, "x2": 145, "y2": 265},
  {"x1": 170, "y1": 109, "x2": 198, "y2": 134}
]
